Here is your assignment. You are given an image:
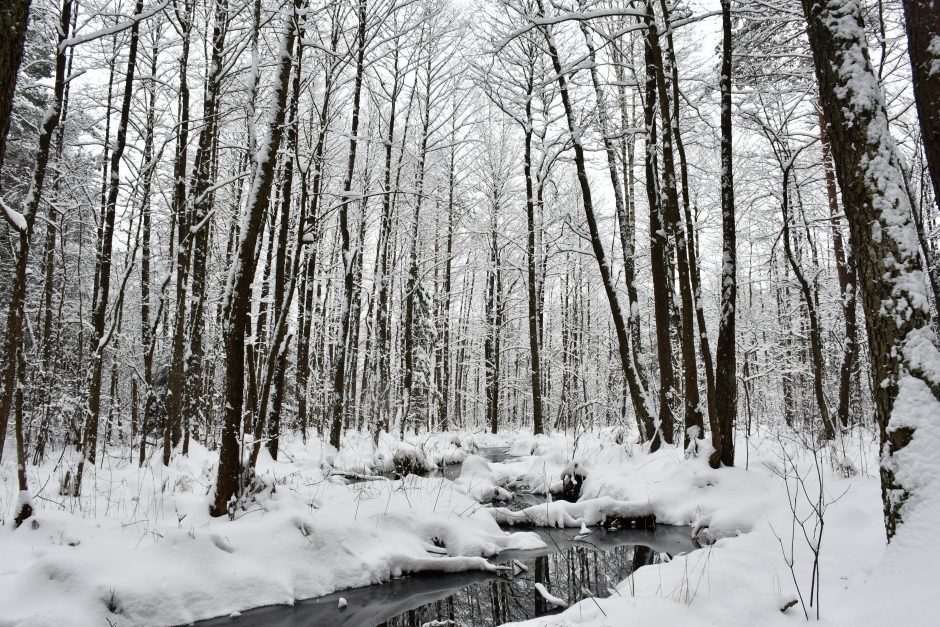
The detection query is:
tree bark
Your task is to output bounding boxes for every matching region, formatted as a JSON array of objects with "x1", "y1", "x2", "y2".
[
  {"x1": 328, "y1": 0, "x2": 367, "y2": 450},
  {"x1": 401, "y1": 41, "x2": 434, "y2": 437},
  {"x1": 659, "y1": 0, "x2": 716, "y2": 432},
  {"x1": 212, "y1": 2, "x2": 299, "y2": 516},
  {"x1": 643, "y1": 1, "x2": 675, "y2": 449},
  {"x1": 902, "y1": 0, "x2": 940, "y2": 207},
  {"x1": 485, "y1": 188, "x2": 502, "y2": 435},
  {"x1": 165, "y1": 0, "x2": 193, "y2": 464},
  {"x1": 0, "y1": 0, "x2": 30, "y2": 181},
  {"x1": 76, "y1": 0, "x2": 145, "y2": 494},
  {"x1": 802, "y1": 0, "x2": 940, "y2": 538},
  {"x1": 713, "y1": 0, "x2": 737, "y2": 468},
  {"x1": 646, "y1": 0, "x2": 702, "y2": 447},
  {"x1": 184, "y1": 0, "x2": 228, "y2": 456},
  {"x1": 820, "y1": 111, "x2": 858, "y2": 429},
  {"x1": 520, "y1": 56, "x2": 544, "y2": 436},
  {"x1": 535, "y1": 0, "x2": 656, "y2": 442}
]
